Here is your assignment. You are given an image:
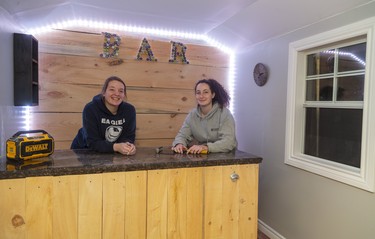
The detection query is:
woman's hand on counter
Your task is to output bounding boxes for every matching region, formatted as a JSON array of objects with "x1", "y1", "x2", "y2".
[
  {"x1": 187, "y1": 145, "x2": 208, "y2": 154},
  {"x1": 172, "y1": 144, "x2": 208, "y2": 154},
  {"x1": 172, "y1": 144, "x2": 187, "y2": 154},
  {"x1": 114, "y1": 142, "x2": 136, "y2": 155}
]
